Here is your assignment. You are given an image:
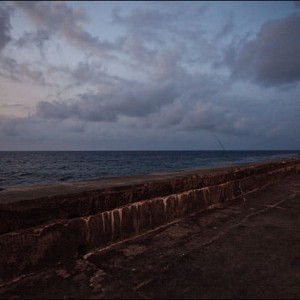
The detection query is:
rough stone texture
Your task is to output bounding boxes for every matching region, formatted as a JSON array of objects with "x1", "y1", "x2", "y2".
[
  {"x1": 0, "y1": 158, "x2": 299, "y2": 285},
  {"x1": 1, "y1": 158, "x2": 299, "y2": 234},
  {"x1": 0, "y1": 174, "x2": 299, "y2": 299}
]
